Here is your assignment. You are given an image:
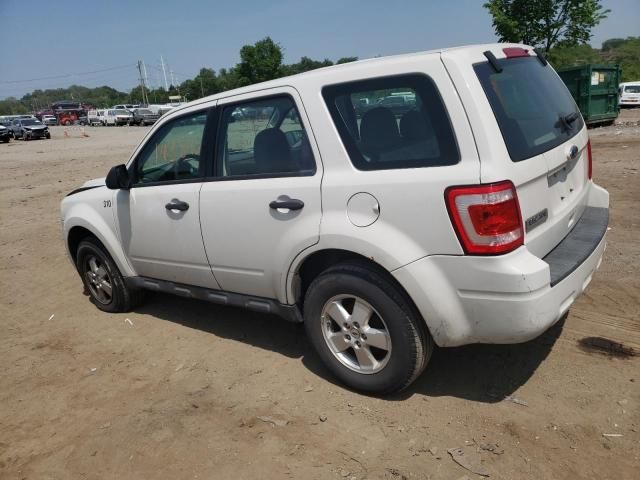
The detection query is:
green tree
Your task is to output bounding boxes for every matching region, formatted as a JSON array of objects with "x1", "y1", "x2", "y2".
[
  {"x1": 282, "y1": 56, "x2": 333, "y2": 76},
  {"x1": 484, "y1": 0, "x2": 609, "y2": 52},
  {"x1": 0, "y1": 97, "x2": 28, "y2": 115},
  {"x1": 547, "y1": 43, "x2": 600, "y2": 69},
  {"x1": 237, "y1": 37, "x2": 284, "y2": 86},
  {"x1": 336, "y1": 56, "x2": 359, "y2": 64},
  {"x1": 601, "y1": 36, "x2": 640, "y2": 82},
  {"x1": 601, "y1": 38, "x2": 626, "y2": 51}
]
